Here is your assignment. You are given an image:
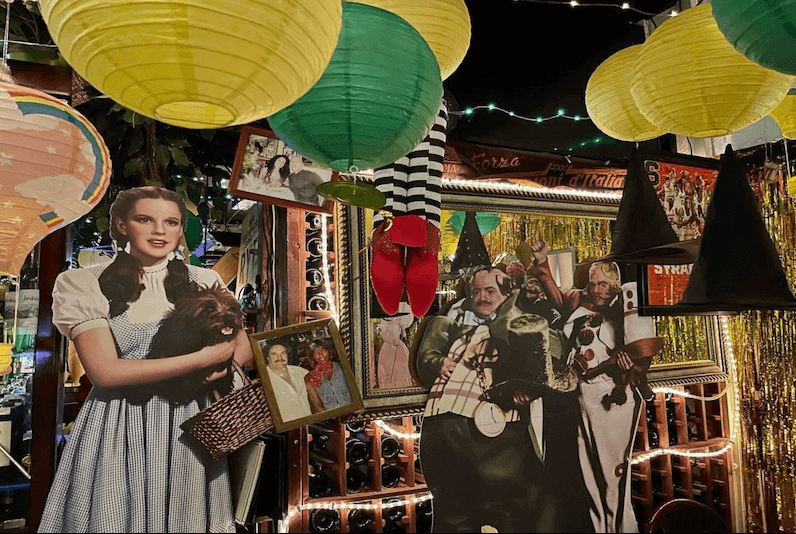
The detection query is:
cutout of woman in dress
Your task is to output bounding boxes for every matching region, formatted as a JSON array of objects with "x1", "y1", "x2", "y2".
[
  {"x1": 38, "y1": 186, "x2": 252, "y2": 533},
  {"x1": 376, "y1": 302, "x2": 416, "y2": 389}
]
